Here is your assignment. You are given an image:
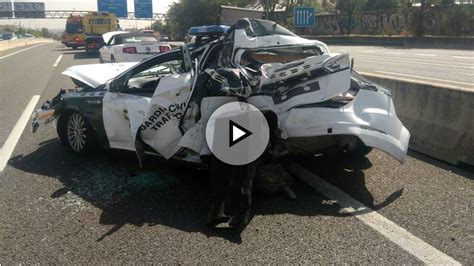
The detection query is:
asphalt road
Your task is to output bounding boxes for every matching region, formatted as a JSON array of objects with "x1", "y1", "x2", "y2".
[
  {"x1": 0, "y1": 43, "x2": 473, "y2": 264},
  {"x1": 329, "y1": 45, "x2": 474, "y2": 90}
]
